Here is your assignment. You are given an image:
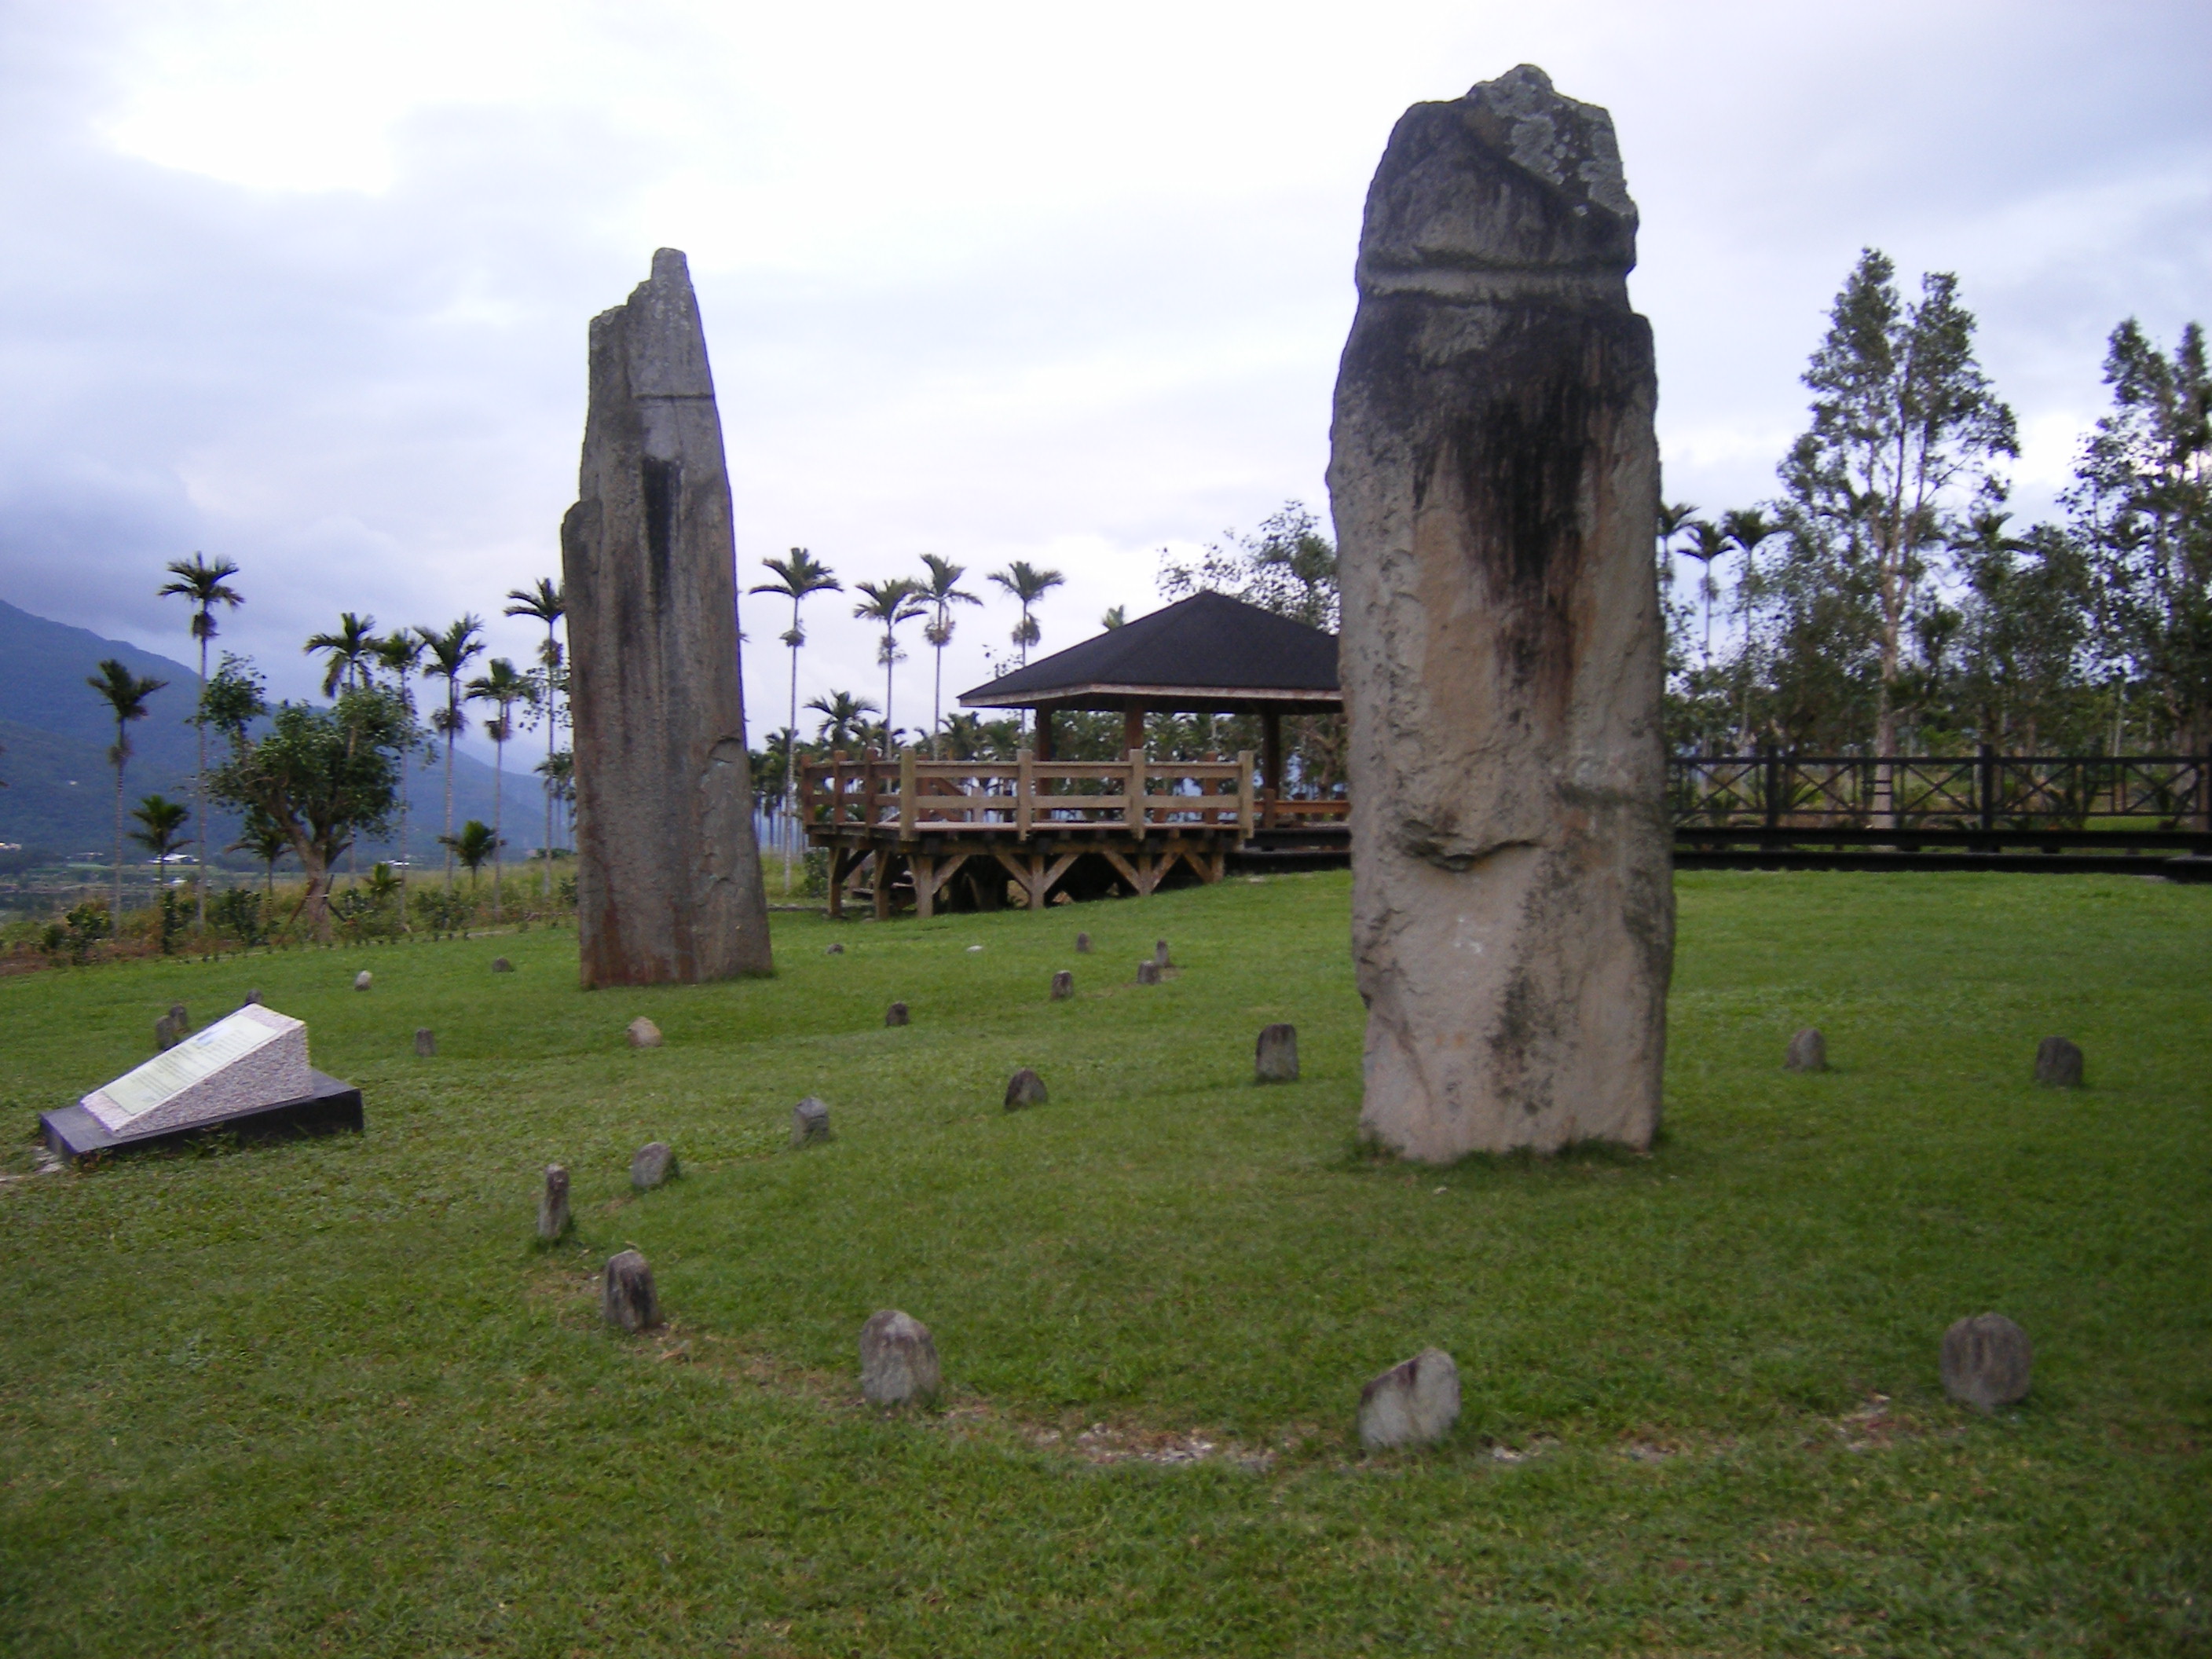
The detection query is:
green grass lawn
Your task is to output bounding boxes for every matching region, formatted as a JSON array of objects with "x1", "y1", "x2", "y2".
[{"x1": 2, "y1": 871, "x2": 2206, "y2": 1657}]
